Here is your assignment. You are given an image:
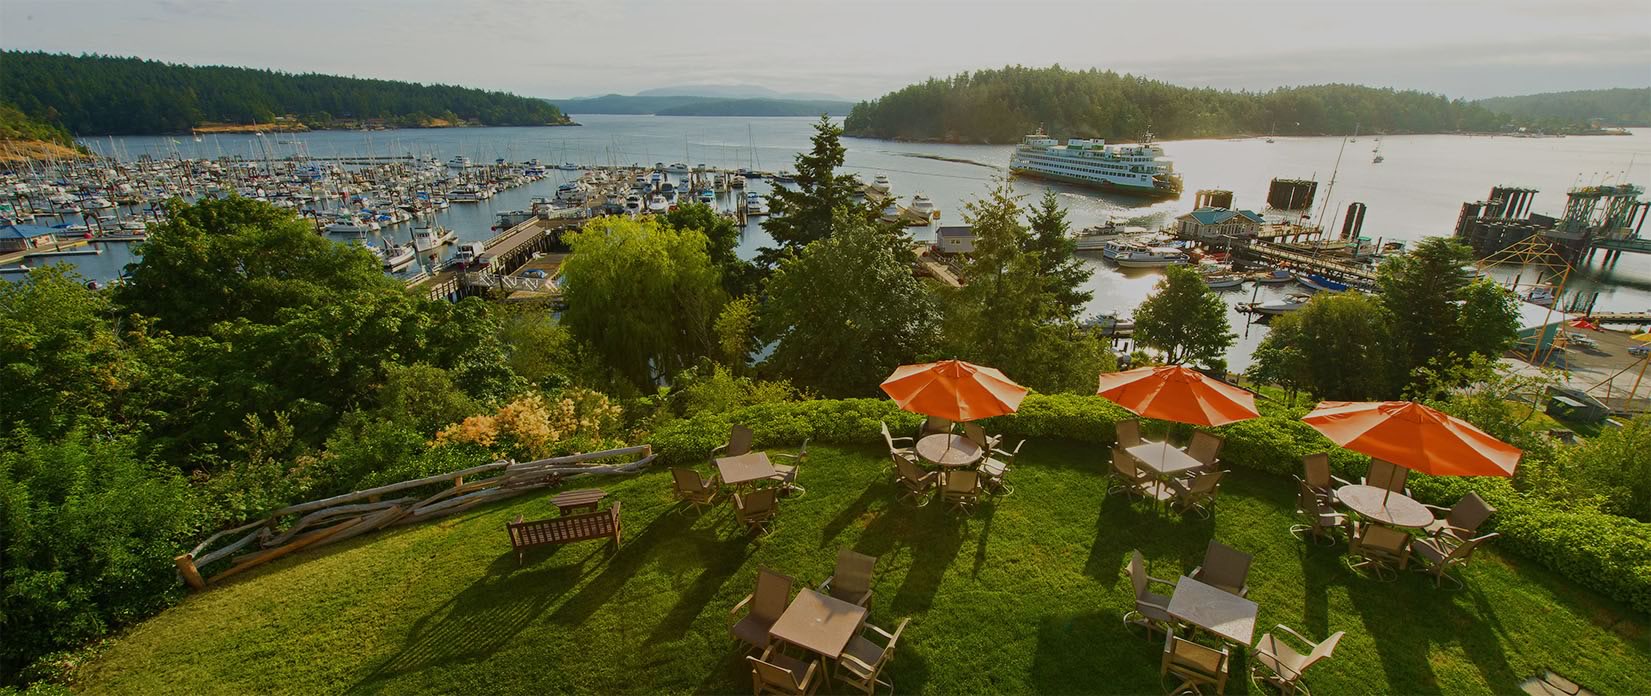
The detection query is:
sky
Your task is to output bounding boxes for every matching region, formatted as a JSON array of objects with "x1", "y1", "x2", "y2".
[{"x1": 2, "y1": 0, "x2": 1647, "y2": 101}]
